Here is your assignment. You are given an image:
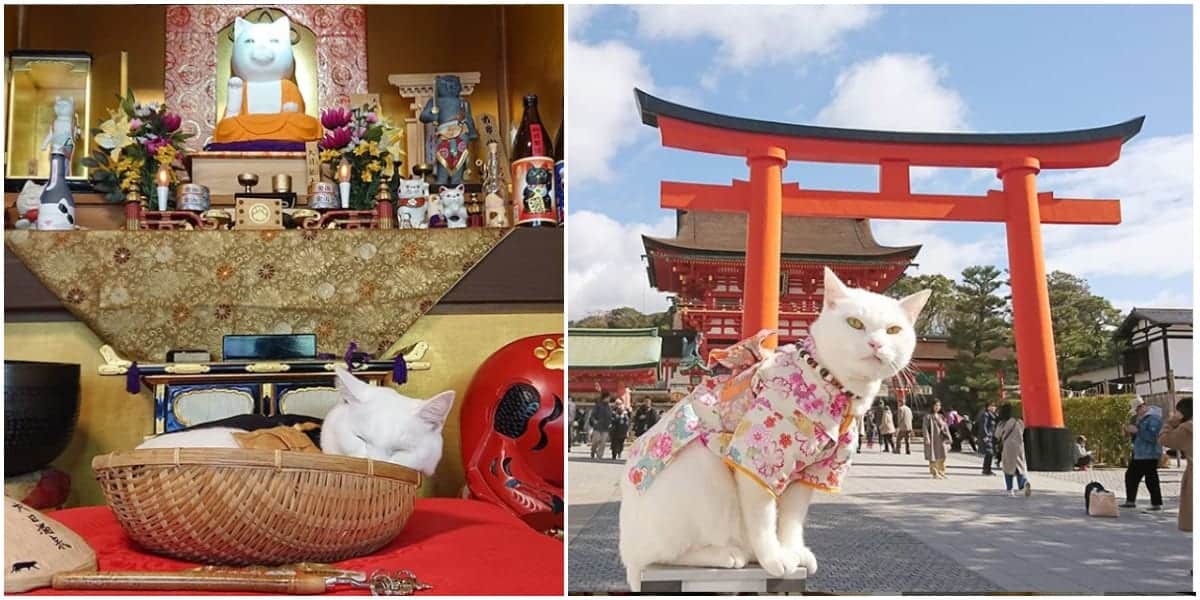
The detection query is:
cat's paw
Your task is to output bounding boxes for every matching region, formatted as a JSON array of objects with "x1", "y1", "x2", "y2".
[
  {"x1": 228, "y1": 77, "x2": 244, "y2": 93},
  {"x1": 755, "y1": 549, "x2": 794, "y2": 578},
  {"x1": 781, "y1": 546, "x2": 818, "y2": 575},
  {"x1": 728, "y1": 546, "x2": 750, "y2": 569},
  {"x1": 282, "y1": 101, "x2": 299, "y2": 113}
]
